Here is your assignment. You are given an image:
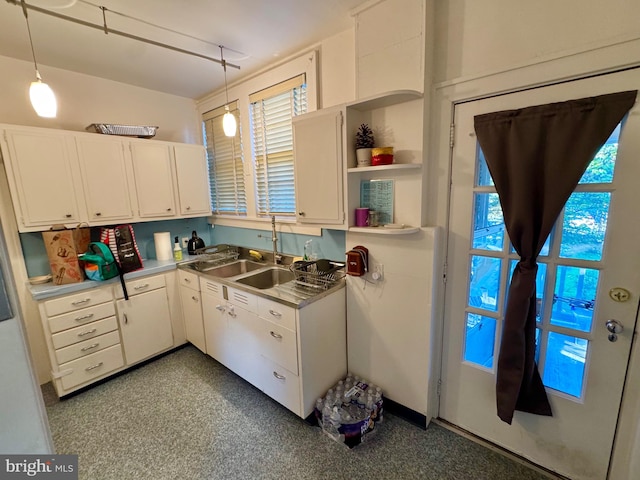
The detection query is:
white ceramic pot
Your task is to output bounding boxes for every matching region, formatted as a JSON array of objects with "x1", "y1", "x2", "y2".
[{"x1": 356, "y1": 148, "x2": 372, "y2": 167}]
